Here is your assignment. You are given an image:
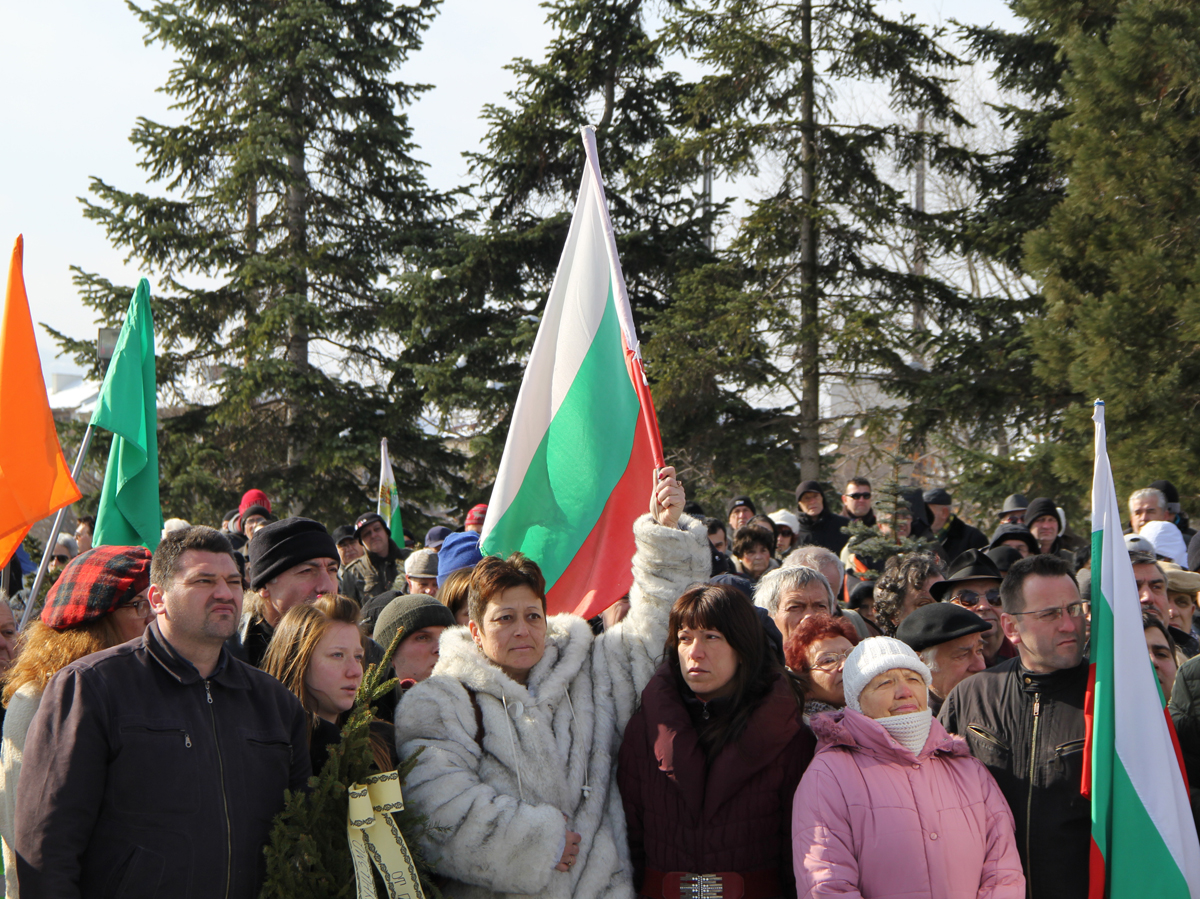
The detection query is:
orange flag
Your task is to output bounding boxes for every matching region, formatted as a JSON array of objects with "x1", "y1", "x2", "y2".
[{"x1": 0, "y1": 237, "x2": 82, "y2": 567}]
